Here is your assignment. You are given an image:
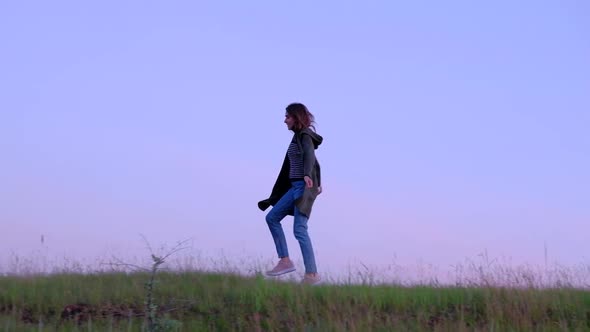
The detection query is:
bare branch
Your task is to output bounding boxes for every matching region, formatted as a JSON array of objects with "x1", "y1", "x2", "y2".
[
  {"x1": 100, "y1": 256, "x2": 150, "y2": 272},
  {"x1": 160, "y1": 238, "x2": 193, "y2": 262},
  {"x1": 140, "y1": 233, "x2": 155, "y2": 255}
]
